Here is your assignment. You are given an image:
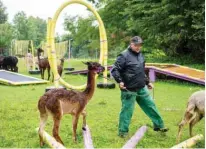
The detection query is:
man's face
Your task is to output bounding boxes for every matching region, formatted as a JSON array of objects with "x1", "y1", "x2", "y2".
[{"x1": 130, "y1": 43, "x2": 142, "y2": 53}]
